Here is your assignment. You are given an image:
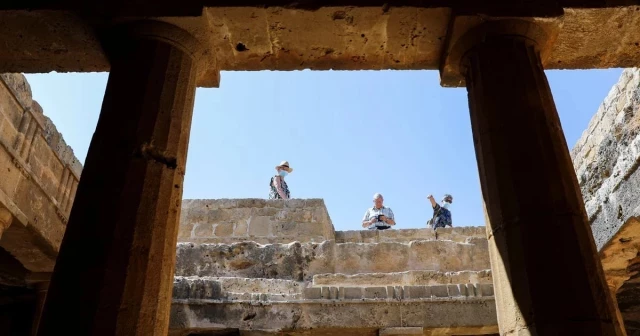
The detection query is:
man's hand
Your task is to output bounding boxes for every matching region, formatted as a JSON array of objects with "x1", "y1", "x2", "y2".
[
  {"x1": 427, "y1": 195, "x2": 434, "y2": 200},
  {"x1": 362, "y1": 222, "x2": 369, "y2": 228}
]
